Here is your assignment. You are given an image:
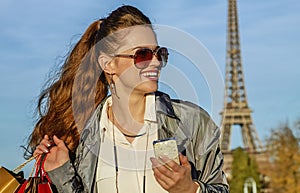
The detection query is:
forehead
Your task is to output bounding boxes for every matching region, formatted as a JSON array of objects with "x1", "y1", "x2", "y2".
[{"x1": 115, "y1": 26, "x2": 157, "y2": 53}]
